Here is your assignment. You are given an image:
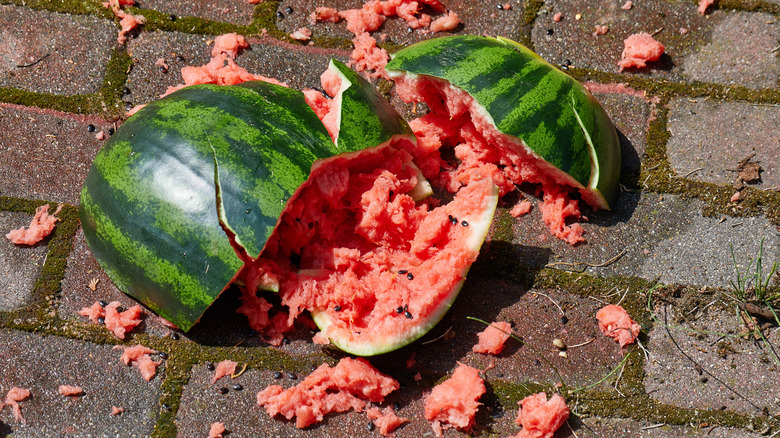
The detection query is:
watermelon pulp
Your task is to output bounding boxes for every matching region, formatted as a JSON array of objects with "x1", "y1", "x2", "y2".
[
  {"x1": 386, "y1": 35, "x2": 622, "y2": 245},
  {"x1": 240, "y1": 142, "x2": 498, "y2": 356}
]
